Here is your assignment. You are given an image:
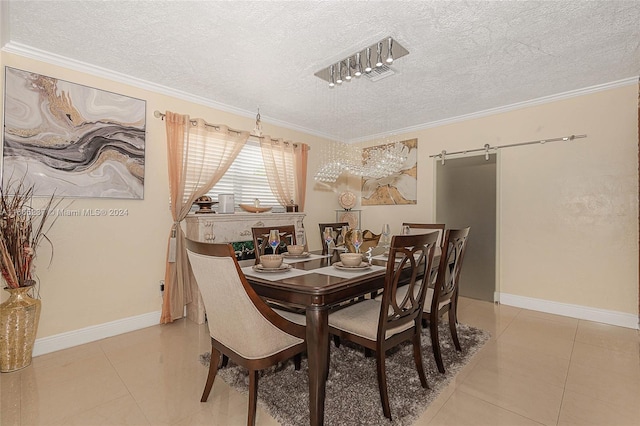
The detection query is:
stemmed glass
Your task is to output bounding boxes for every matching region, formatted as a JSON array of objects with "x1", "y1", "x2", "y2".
[
  {"x1": 268, "y1": 230, "x2": 280, "y2": 255},
  {"x1": 338, "y1": 226, "x2": 350, "y2": 250},
  {"x1": 323, "y1": 227, "x2": 334, "y2": 256},
  {"x1": 401, "y1": 225, "x2": 411, "y2": 235},
  {"x1": 381, "y1": 224, "x2": 390, "y2": 247},
  {"x1": 352, "y1": 229, "x2": 364, "y2": 253}
]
